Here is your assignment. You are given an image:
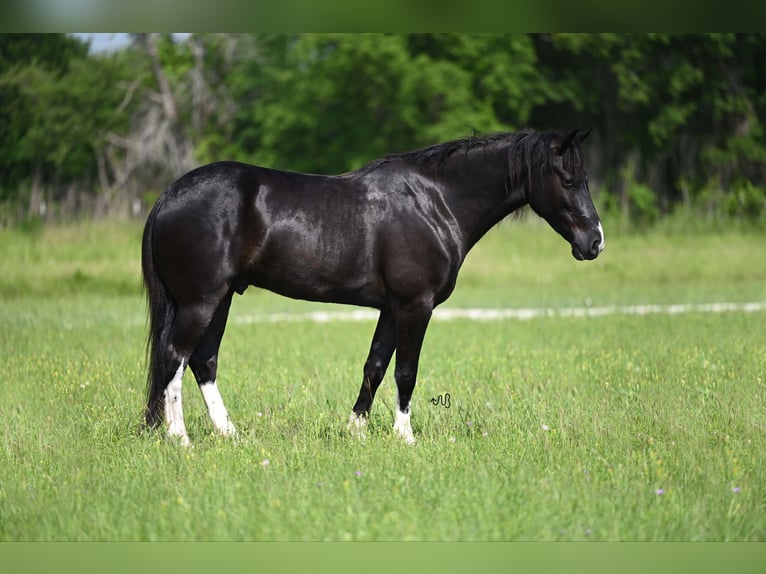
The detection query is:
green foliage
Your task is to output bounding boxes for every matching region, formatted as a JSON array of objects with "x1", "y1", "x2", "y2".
[
  {"x1": 2, "y1": 33, "x2": 766, "y2": 224},
  {"x1": 1, "y1": 57, "x2": 130, "y2": 179},
  {"x1": 723, "y1": 180, "x2": 766, "y2": 221},
  {"x1": 201, "y1": 34, "x2": 535, "y2": 173},
  {"x1": 0, "y1": 34, "x2": 137, "y2": 218},
  {"x1": 627, "y1": 182, "x2": 660, "y2": 226},
  {"x1": 0, "y1": 34, "x2": 84, "y2": 192}
]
